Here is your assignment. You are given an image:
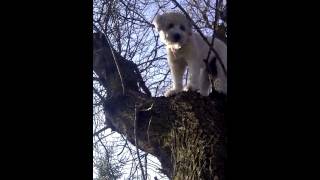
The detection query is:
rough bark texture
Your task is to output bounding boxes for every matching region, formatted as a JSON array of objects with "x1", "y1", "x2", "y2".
[{"x1": 93, "y1": 32, "x2": 226, "y2": 180}]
